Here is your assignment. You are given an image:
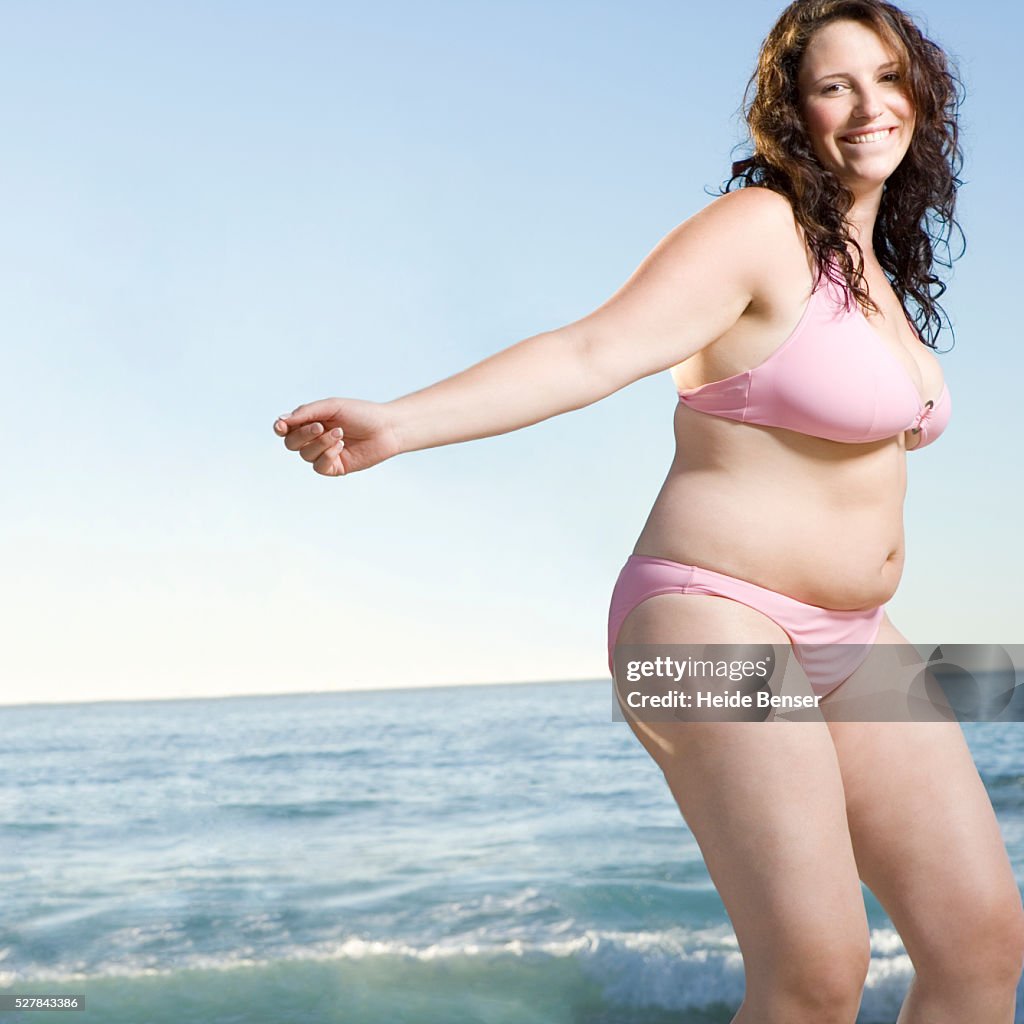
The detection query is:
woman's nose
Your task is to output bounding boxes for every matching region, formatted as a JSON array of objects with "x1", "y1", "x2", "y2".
[{"x1": 852, "y1": 85, "x2": 884, "y2": 120}]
